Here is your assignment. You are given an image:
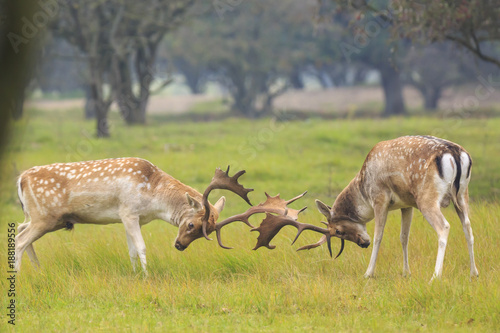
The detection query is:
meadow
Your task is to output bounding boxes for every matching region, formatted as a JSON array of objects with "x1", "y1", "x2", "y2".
[{"x1": 1, "y1": 108, "x2": 499, "y2": 332}]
